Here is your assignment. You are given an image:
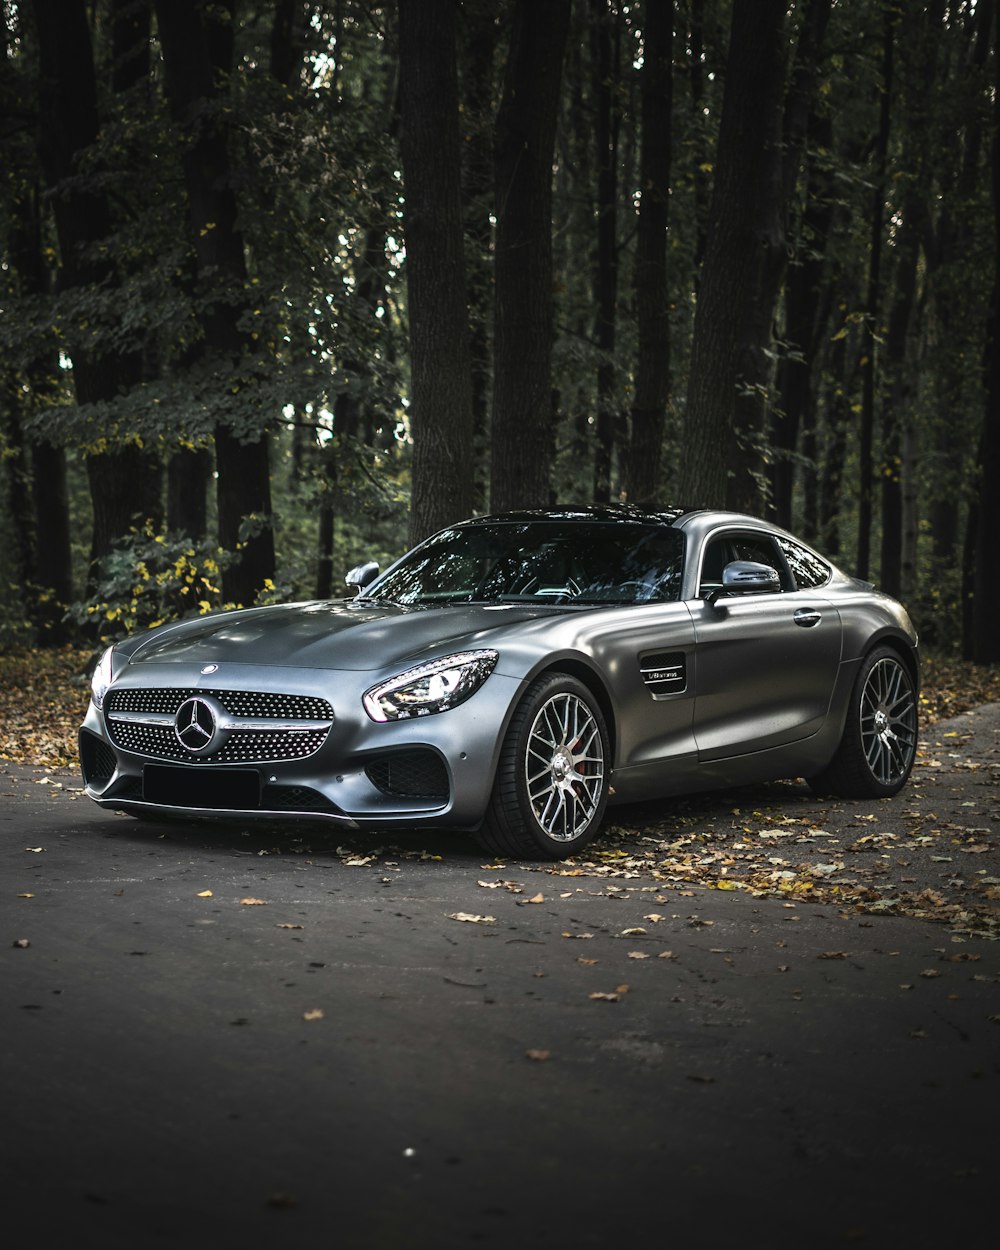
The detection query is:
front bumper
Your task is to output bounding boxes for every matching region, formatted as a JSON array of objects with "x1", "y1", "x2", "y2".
[{"x1": 79, "y1": 663, "x2": 524, "y2": 830}]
